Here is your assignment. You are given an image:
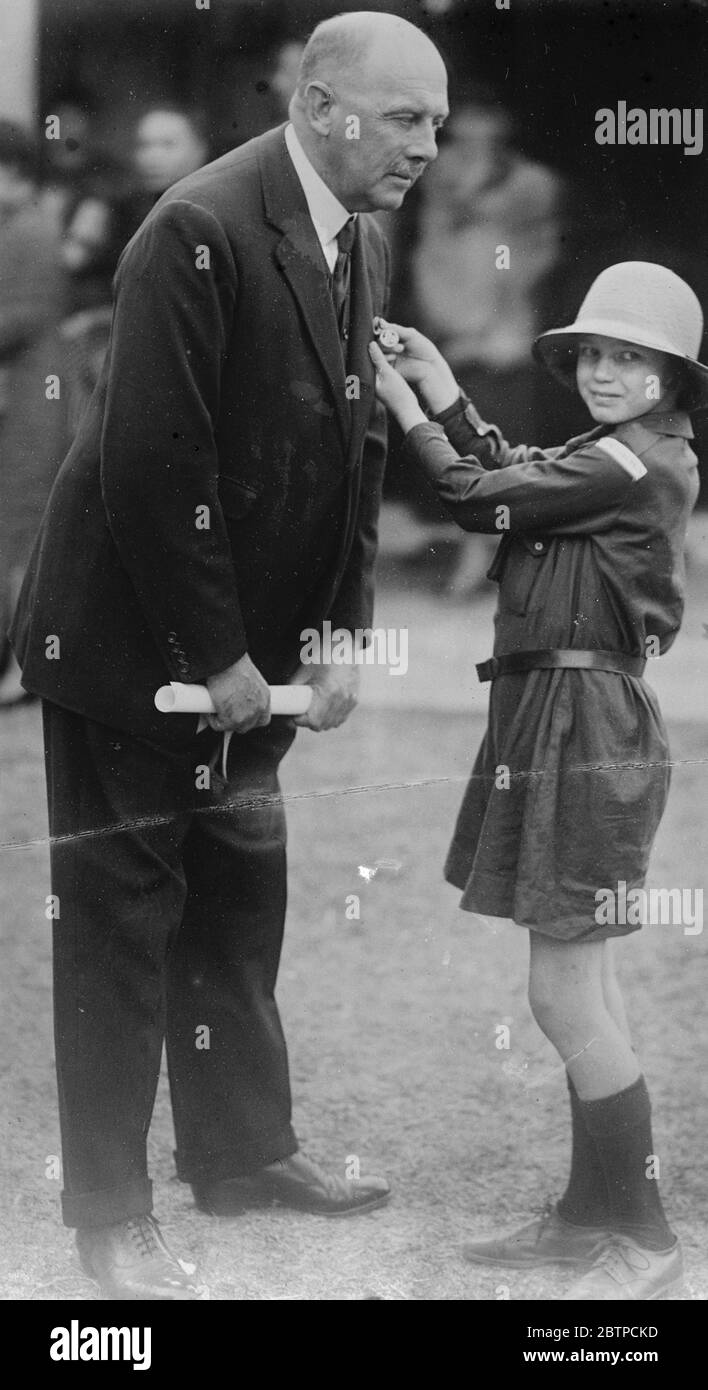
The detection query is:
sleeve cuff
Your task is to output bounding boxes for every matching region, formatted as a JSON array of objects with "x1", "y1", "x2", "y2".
[
  {"x1": 435, "y1": 396, "x2": 498, "y2": 438},
  {"x1": 432, "y1": 392, "x2": 470, "y2": 427},
  {"x1": 430, "y1": 394, "x2": 504, "y2": 463}
]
